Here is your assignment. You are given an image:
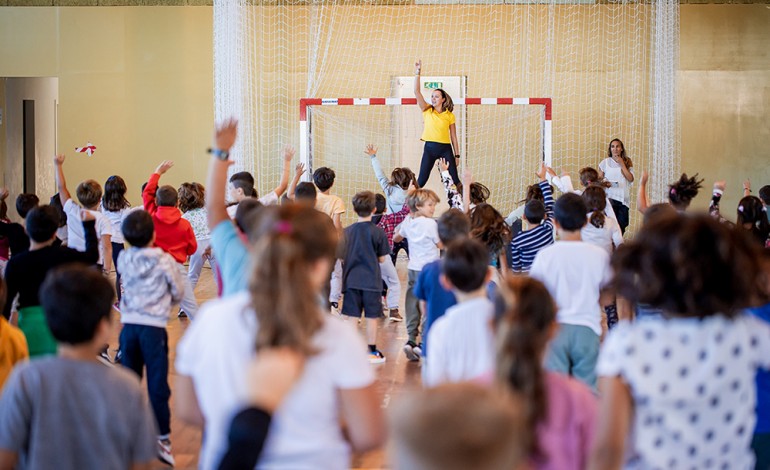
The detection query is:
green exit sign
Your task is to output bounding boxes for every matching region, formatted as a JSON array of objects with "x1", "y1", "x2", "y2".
[{"x1": 423, "y1": 81, "x2": 443, "y2": 90}]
